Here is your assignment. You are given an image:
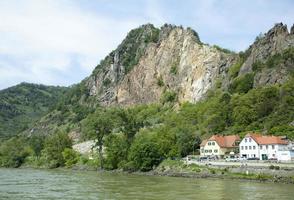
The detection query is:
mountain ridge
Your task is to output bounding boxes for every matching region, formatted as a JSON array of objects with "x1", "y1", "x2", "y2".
[{"x1": 1, "y1": 22, "x2": 293, "y2": 139}]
